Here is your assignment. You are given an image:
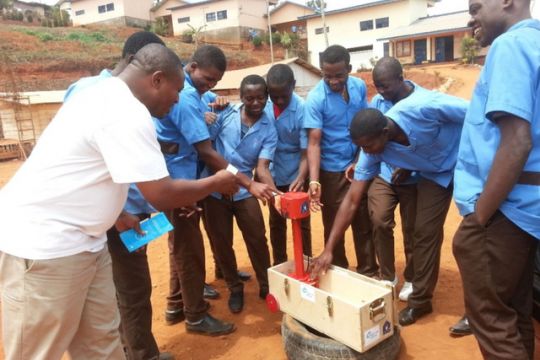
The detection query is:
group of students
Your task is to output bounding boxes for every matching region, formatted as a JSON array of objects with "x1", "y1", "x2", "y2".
[{"x1": 0, "y1": 1, "x2": 539, "y2": 359}]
